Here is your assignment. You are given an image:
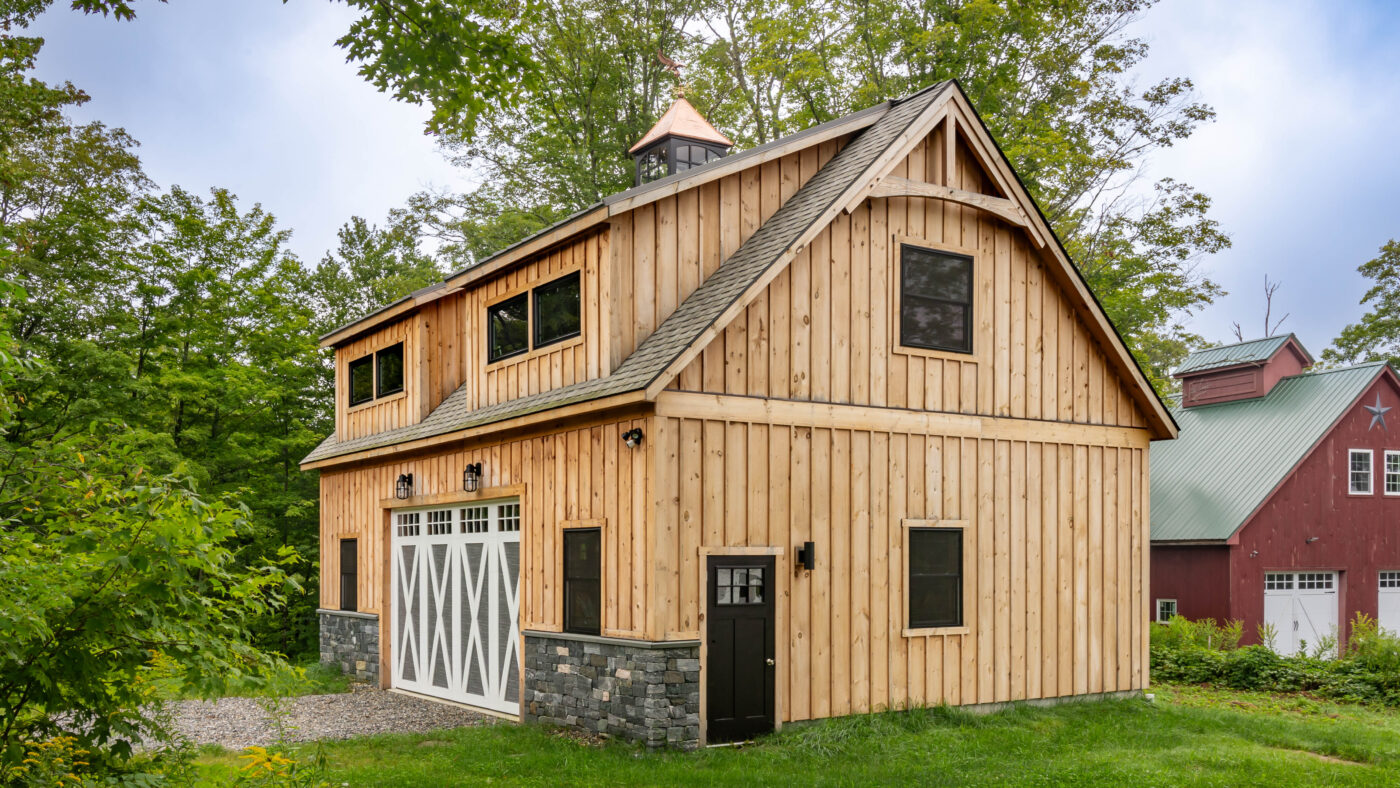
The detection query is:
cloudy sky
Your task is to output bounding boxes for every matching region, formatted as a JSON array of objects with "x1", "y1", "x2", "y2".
[{"x1": 26, "y1": 0, "x2": 1400, "y2": 355}]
